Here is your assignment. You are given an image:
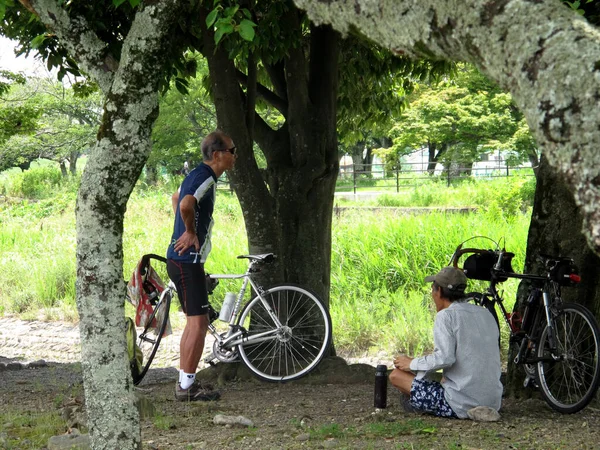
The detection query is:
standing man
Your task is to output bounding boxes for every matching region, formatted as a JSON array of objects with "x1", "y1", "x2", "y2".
[
  {"x1": 167, "y1": 130, "x2": 237, "y2": 401},
  {"x1": 390, "y1": 267, "x2": 503, "y2": 418}
]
